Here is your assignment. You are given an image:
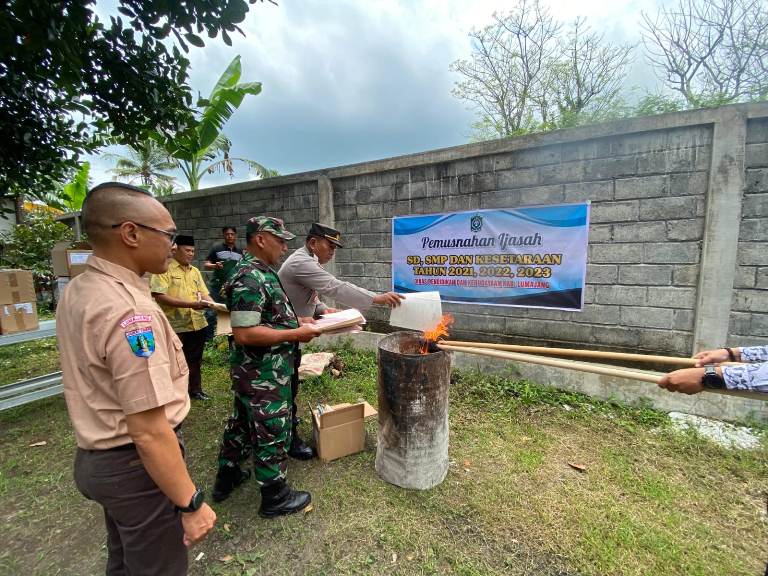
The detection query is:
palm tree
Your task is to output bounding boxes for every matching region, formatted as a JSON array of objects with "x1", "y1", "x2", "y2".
[
  {"x1": 153, "y1": 55, "x2": 276, "y2": 191},
  {"x1": 105, "y1": 139, "x2": 178, "y2": 192}
]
